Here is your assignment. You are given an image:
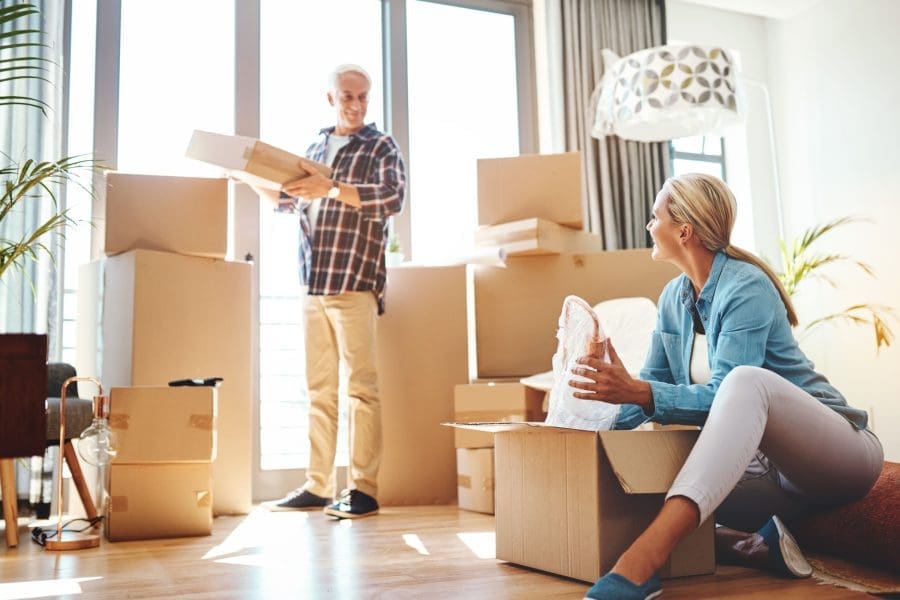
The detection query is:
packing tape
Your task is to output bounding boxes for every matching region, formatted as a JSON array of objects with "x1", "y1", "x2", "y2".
[
  {"x1": 189, "y1": 414, "x2": 214, "y2": 431},
  {"x1": 457, "y1": 475, "x2": 471, "y2": 489},
  {"x1": 196, "y1": 490, "x2": 211, "y2": 507},
  {"x1": 110, "y1": 496, "x2": 128, "y2": 512},
  {"x1": 109, "y1": 414, "x2": 129, "y2": 429}
]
